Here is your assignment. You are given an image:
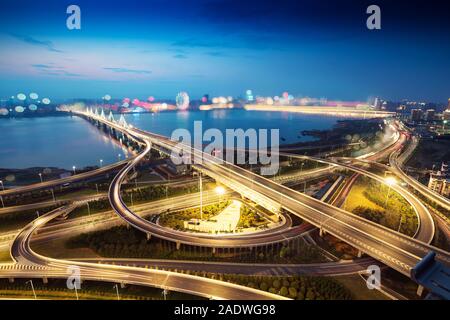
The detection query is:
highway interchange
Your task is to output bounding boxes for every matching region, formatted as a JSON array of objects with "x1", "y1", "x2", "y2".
[{"x1": 0, "y1": 109, "x2": 449, "y2": 300}]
